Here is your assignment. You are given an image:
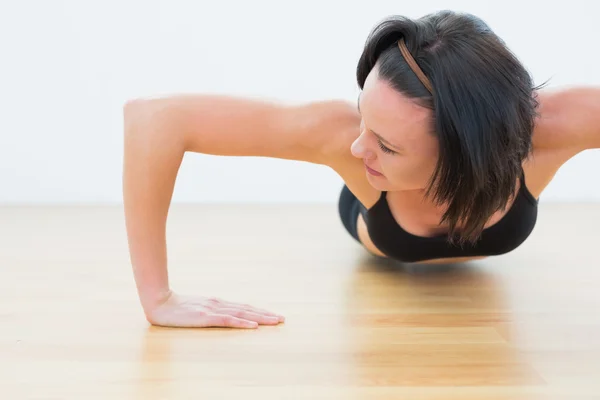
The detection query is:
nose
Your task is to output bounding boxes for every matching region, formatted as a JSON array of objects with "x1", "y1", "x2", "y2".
[{"x1": 351, "y1": 131, "x2": 375, "y2": 160}]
